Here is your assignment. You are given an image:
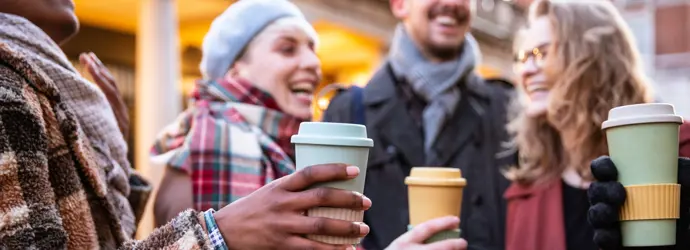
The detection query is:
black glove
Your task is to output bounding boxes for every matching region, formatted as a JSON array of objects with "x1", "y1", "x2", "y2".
[{"x1": 587, "y1": 156, "x2": 690, "y2": 250}]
